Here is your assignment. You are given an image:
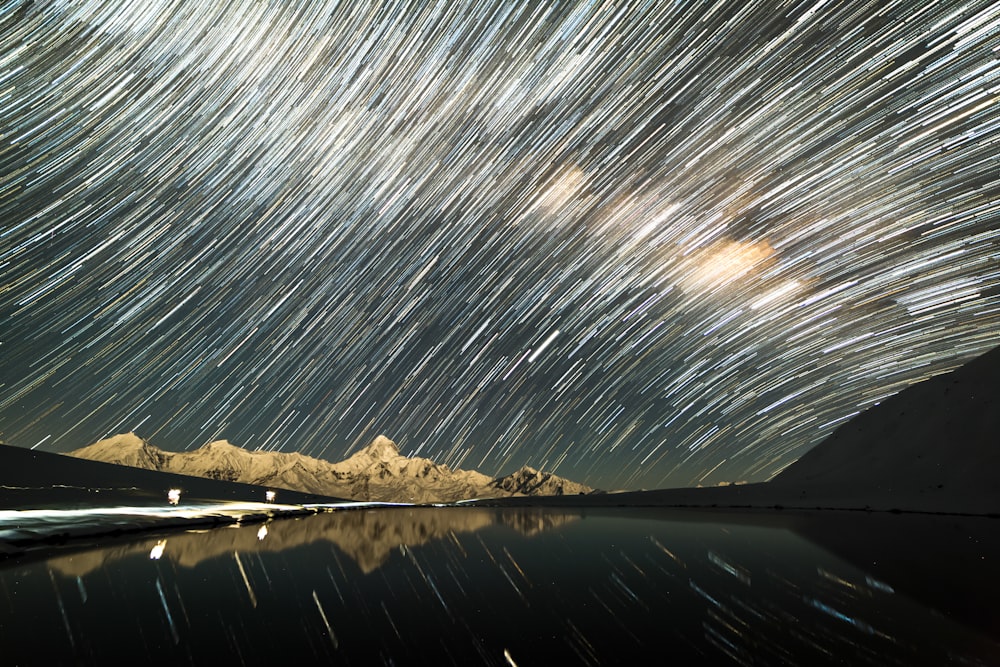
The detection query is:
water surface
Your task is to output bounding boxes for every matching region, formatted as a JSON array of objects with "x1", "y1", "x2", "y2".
[{"x1": 1, "y1": 507, "x2": 996, "y2": 665}]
